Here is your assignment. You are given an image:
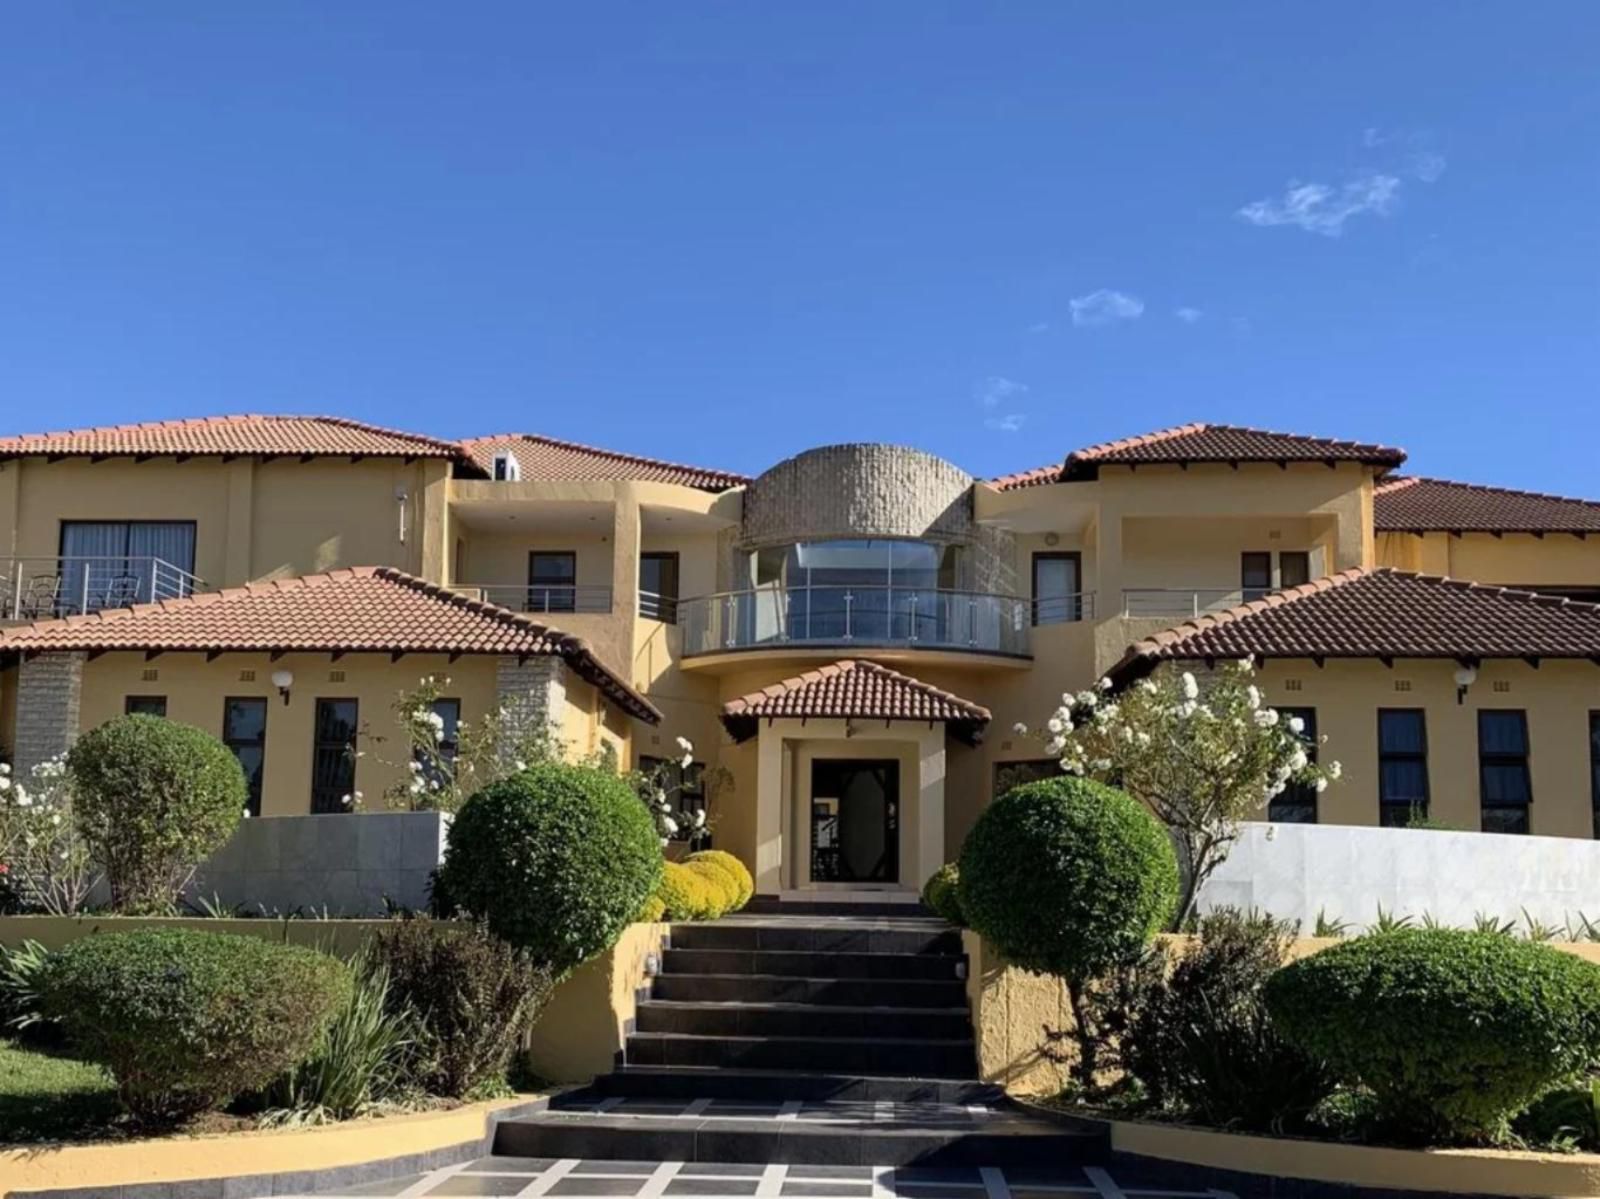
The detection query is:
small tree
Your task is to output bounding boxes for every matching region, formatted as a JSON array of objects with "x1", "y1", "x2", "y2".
[
  {"x1": 67, "y1": 715, "x2": 247, "y2": 914},
  {"x1": 959, "y1": 776, "x2": 1178, "y2": 1091},
  {"x1": 0, "y1": 757, "x2": 101, "y2": 915},
  {"x1": 1028, "y1": 659, "x2": 1339, "y2": 928}
]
